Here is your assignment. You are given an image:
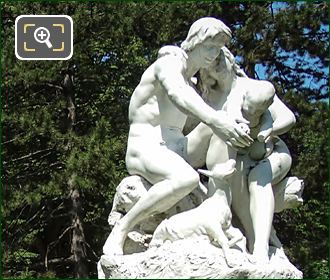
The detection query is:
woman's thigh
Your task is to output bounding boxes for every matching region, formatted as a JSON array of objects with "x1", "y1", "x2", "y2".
[
  {"x1": 185, "y1": 122, "x2": 213, "y2": 168},
  {"x1": 206, "y1": 134, "x2": 237, "y2": 170},
  {"x1": 248, "y1": 139, "x2": 291, "y2": 186}
]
